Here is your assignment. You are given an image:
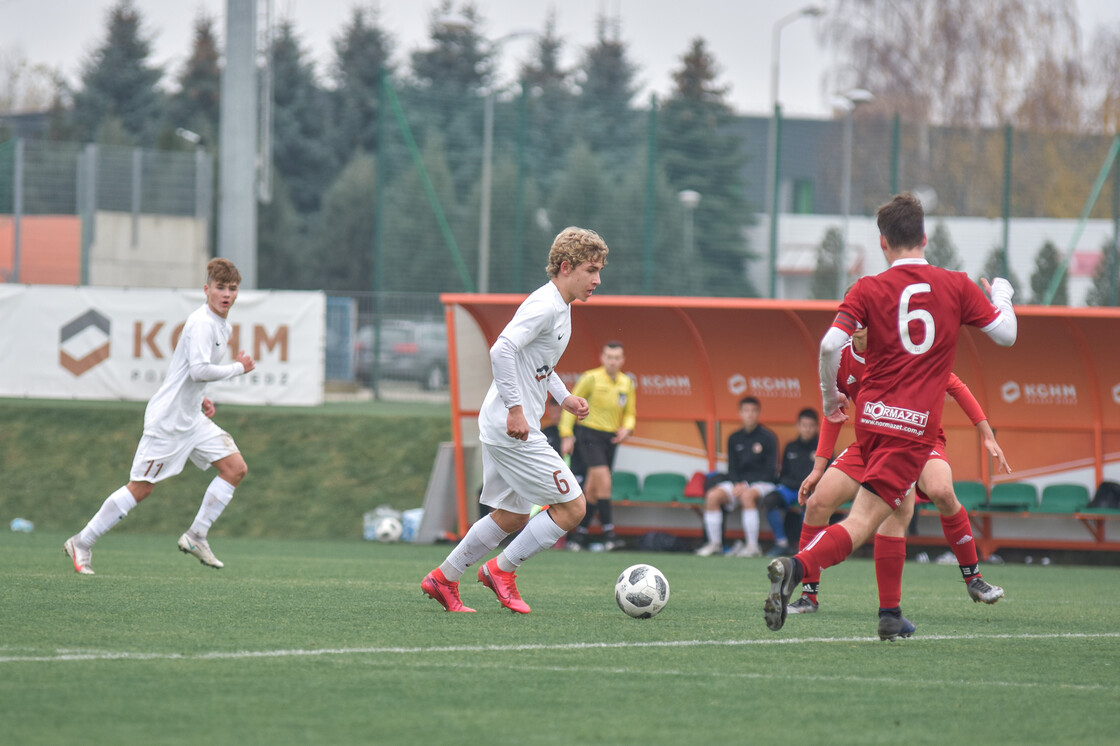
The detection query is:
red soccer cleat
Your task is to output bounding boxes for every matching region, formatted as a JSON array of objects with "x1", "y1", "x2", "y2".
[
  {"x1": 421, "y1": 568, "x2": 476, "y2": 612},
  {"x1": 478, "y1": 558, "x2": 531, "y2": 614}
]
